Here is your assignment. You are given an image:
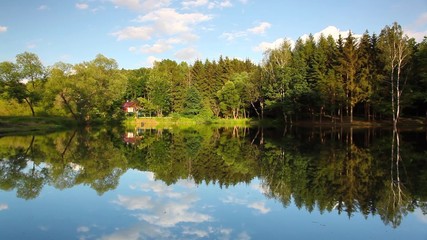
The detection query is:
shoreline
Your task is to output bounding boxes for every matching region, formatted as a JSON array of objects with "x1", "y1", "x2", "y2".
[
  {"x1": 126, "y1": 116, "x2": 427, "y2": 129},
  {"x1": 0, "y1": 116, "x2": 77, "y2": 135}
]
